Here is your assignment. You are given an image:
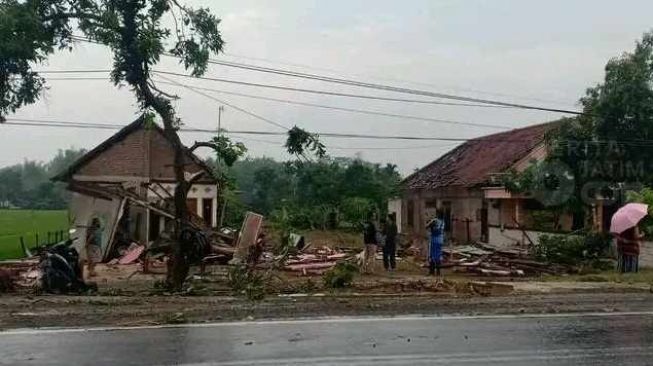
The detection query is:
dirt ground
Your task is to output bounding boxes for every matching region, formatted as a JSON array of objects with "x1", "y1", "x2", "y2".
[{"x1": 2, "y1": 261, "x2": 652, "y2": 330}]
